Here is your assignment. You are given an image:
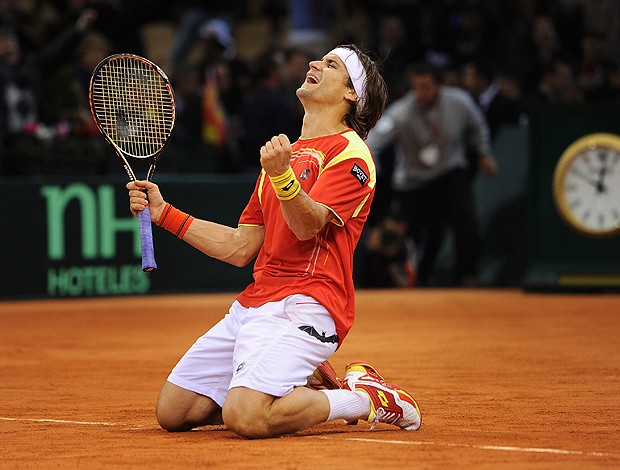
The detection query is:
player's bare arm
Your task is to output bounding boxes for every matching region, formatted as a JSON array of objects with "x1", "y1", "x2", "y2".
[
  {"x1": 279, "y1": 194, "x2": 333, "y2": 241},
  {"x1": 182, "y1": 222, "x2": 264, "y2": 267},
  {"x1": 260, "y1": 134, "x2": 333, "y2": 240},
  {"x1": 127, "y1": 180, "x2": 264, "y2": 267}
]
